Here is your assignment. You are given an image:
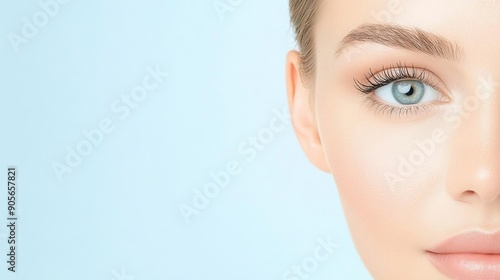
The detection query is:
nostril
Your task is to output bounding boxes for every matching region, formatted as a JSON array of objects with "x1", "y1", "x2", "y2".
[
  {"x1": 463, "y1": 190, "x2": 476, "y2": 196},
  {"x1": 460, "y1": 190, "x2": 478, "y2": 201}
]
